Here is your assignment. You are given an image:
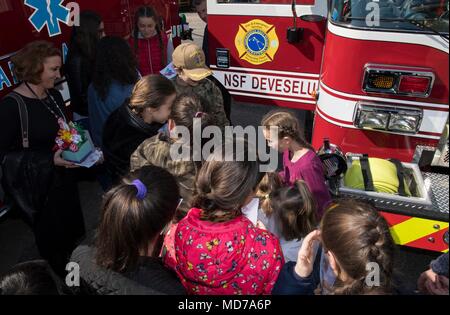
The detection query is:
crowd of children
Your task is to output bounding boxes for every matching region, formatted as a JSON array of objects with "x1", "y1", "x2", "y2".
[{"x1": 0, "y1": 6, "x2": 448, "y2": 296}]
